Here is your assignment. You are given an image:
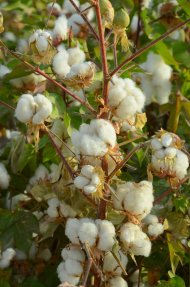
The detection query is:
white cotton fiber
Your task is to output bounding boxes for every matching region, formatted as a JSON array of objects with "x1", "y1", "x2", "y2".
[{"x1": 0, "y1": 163, "x2": 10, "y2": 189}]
